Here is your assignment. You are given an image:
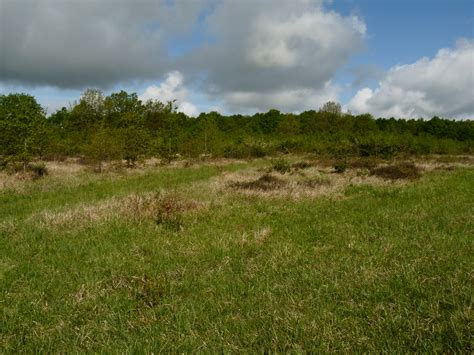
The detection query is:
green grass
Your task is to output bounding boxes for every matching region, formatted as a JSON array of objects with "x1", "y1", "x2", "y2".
[{"x1": 1, "y1": 160, "x2": 473, "y2": 352}]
